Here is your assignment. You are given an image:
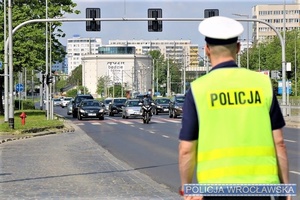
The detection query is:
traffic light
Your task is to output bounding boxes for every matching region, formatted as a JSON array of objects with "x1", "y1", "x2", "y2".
[
  {"x1": 148, "y1": 8, "x2": 162, "y2": 32},
  {"x1": 287, "y1": 71, "x2": 293, "y2": 79},
  {"x1": 204, "y1": 9, "x2": 219, "y2": 18},
  {"x1": 277, "y1": 71, "x2": 282, "y2": 79},
  {"x1": 46, "y1": 74, "x2": 53, "y2": 85},
  {"x1": 86, "y1": 8, "x2": 101, "y2": 31}
]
